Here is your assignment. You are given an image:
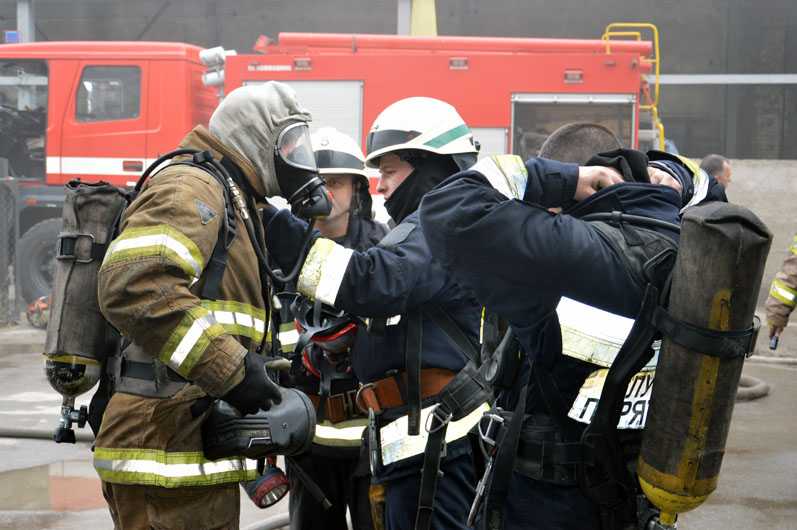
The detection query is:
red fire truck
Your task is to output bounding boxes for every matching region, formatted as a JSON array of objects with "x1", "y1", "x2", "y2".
[
  {"x1": 0, "y1": 41, "x2": 218, "y2": 303},
  {"x1": 0, "y1": 24, "x2": 662, "y2": 305}
]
